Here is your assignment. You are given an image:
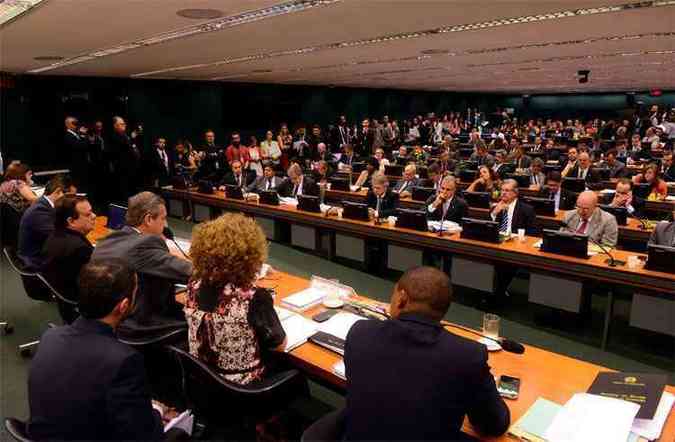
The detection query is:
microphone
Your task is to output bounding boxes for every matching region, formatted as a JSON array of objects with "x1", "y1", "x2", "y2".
[
  {"x1": 437, "y1": 196, "x2": 448, "y2": 237},
  {"x1": 163, "y1": 227, "x2": 190, "y2": 259},
  {"x1": 560, "y1": 219, "x2": 623, "y2": 267}
]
